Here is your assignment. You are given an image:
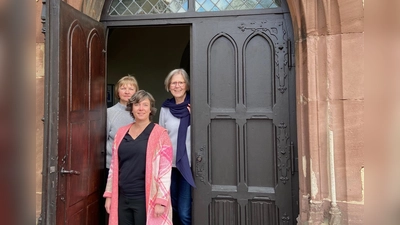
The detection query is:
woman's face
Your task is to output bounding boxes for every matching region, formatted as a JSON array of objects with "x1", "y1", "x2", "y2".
[
  {"x1": 118, "y1": 83, "x2": 136, "y2": 104},
  {"x1": 132, "y1": 98, "x2": 151, "y2": 122},
  {"x1": 169, "y1": 74, "x2": 187, "y2": 100}
]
